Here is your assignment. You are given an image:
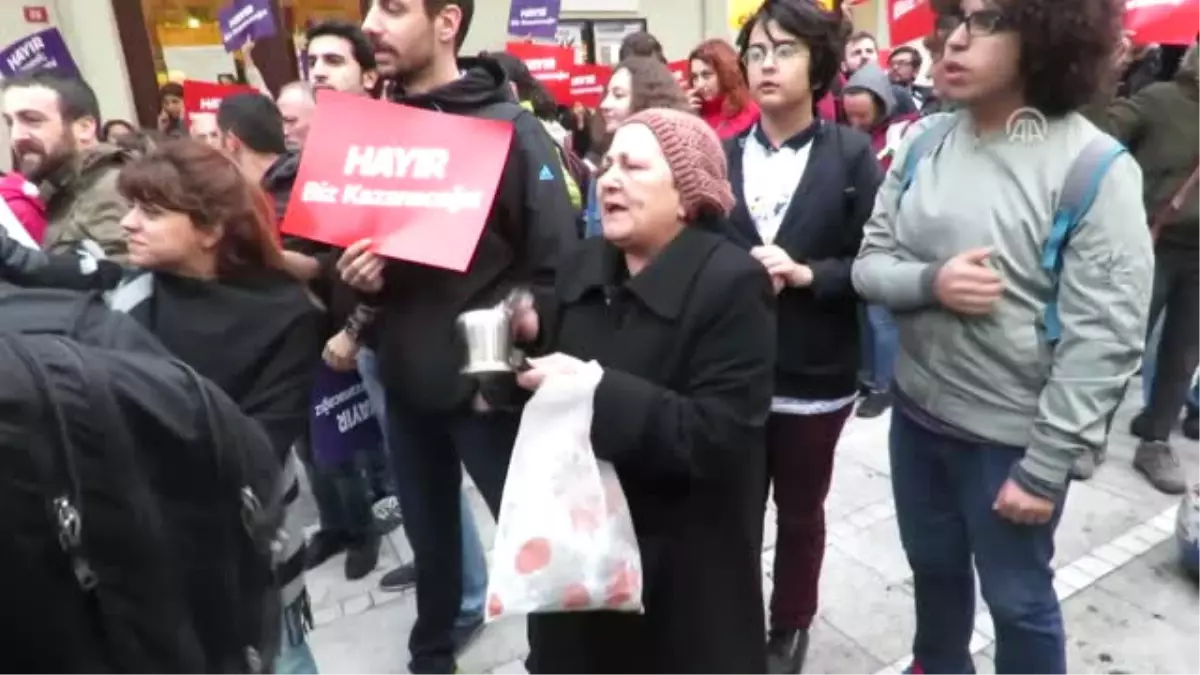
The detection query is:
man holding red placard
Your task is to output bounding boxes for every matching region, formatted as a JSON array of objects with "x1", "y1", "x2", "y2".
[{"x1": 329, "y1": 1, "x2": 577, "y2": 672}]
